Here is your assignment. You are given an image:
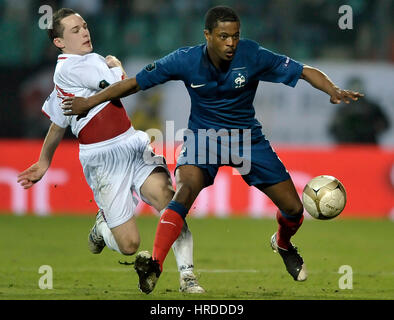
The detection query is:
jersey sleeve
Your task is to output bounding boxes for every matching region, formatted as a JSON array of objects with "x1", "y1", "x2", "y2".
[
  {"x1": 255, "y1": 46, "x2": 304, "y2": 87},
  {"x1": 57, "y1": 55, "x2": 122, "y2": 91},
  {"x1": 41, "y1": 89, "x2": 70, "y2": 128},
  {"x1": 136, "y1": 49, "x2": 184, "y2": 90}
]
